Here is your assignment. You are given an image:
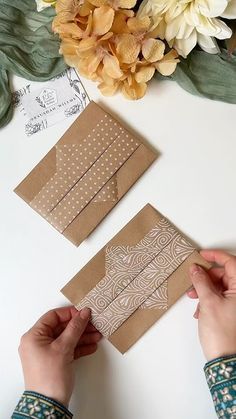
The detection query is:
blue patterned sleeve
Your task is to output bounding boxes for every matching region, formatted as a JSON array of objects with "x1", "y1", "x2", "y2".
[
  {"x1": 204, "y1": 354, "x2": 236, "y2": 418},
  {"x1": 12, "y1": 391, "x2": 73, "y2": 418}
]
